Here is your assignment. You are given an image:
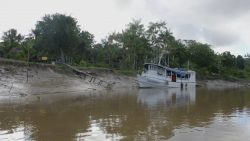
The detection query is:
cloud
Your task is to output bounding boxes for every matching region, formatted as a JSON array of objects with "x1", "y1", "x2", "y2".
[
  {"x1": 139, "y1": 0, "x2": 250, "y2": 55},
  {"x1": 198, "y1": 0, "x2": 250, "y2": 18},
  {"x1": 0, "y1": 0, "x2": 249, "y2": 55},
  {"x1": 115, "y1": 0, "x2": 133, "y2": 8},
  {"x1": 202, "y1": 28, "x2": 239, "y2": 46}
]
